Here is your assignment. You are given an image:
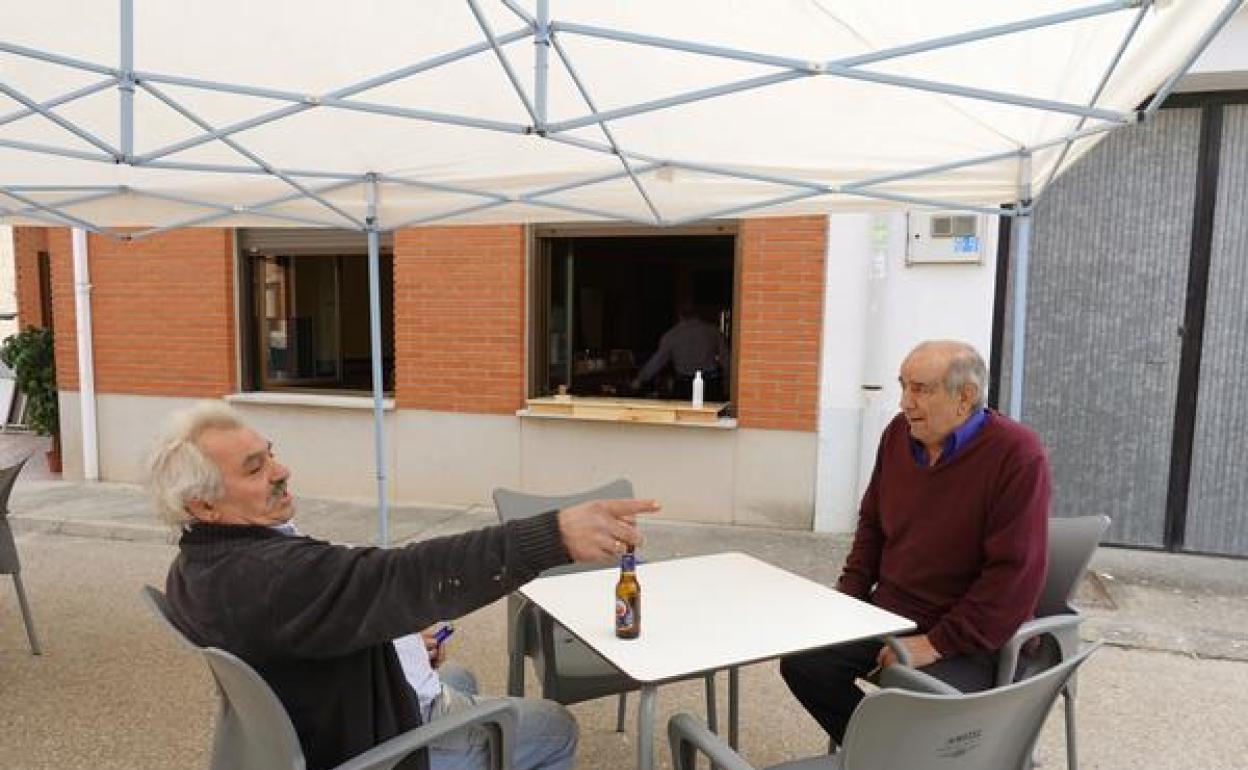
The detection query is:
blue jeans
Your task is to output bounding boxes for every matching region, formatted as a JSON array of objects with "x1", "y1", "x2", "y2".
[{"x1": 429, "y1": 665, "x2": 578, "y2": 770}]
